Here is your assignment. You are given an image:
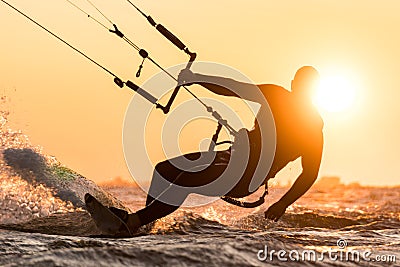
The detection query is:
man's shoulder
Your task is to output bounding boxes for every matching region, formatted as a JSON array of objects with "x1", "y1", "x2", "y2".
[
  {"x1": 258, "y1": 84, "x2": 289, "y2": 93},
  {"x1": 258, "y1": 84, "x2": 291, "y2": 102}
]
